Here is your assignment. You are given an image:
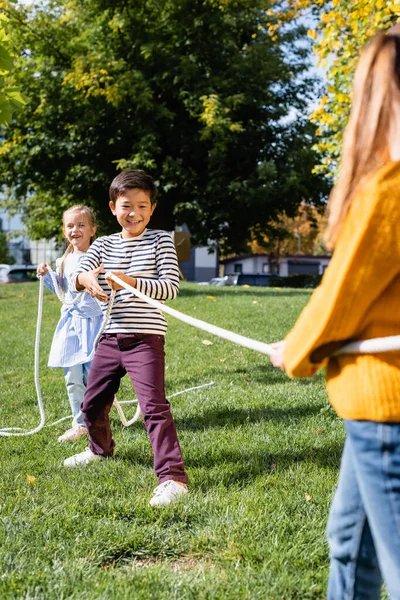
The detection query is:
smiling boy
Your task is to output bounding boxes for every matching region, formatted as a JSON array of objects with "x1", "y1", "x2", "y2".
[{"x1": 64, "y1": 170, "x2": 188, "y2": 507}]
